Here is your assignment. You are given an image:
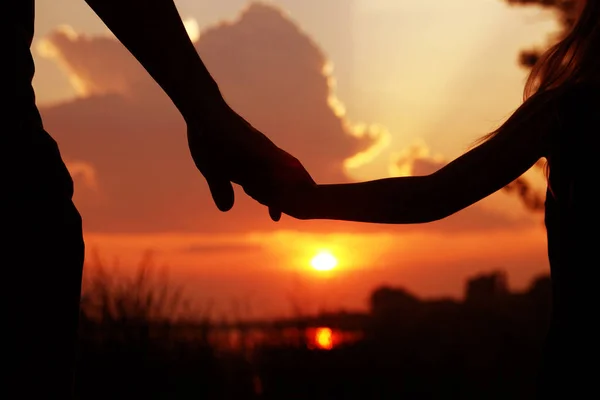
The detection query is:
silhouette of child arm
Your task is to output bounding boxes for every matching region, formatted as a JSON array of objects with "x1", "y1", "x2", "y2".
[{"x1": 284, "y1": 93, "x2": 562, "y2": 223}]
